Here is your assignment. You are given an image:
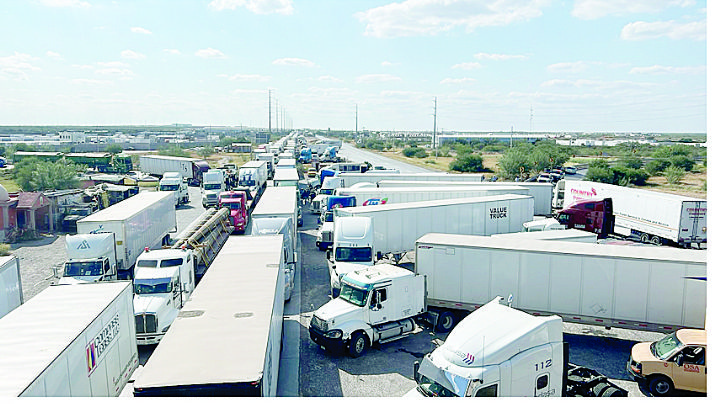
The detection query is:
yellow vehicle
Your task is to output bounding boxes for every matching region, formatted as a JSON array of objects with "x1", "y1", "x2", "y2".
[{"x1": 627, "y1": 329, "x2": 706, "y2": 396}]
